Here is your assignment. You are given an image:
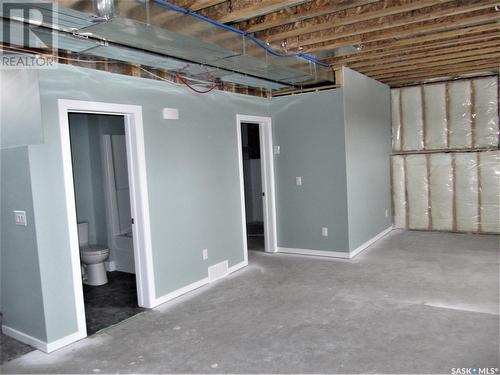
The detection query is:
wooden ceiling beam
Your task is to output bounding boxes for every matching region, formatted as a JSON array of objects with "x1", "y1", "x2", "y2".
[
  {"x1": 290, "y1": 1, "x2": 499, "y2": 50},
  {"x1": 358, "y1": 48, "x2": 500, "y2": 77},
  {"x1": 370, "y1": 55, "x2": 500, "y2": 79},
  {"x1": 171, "y1": 0, "x2": 227, "y2": 11},
  {"x1": 261, "y1": 0, "x2": 452, "y2": 43},
  {"x1": 192, "y1": 0, "x2": 312, "y2": 24},
  {"x1": 303, "y1": 8, "x2": 499, "y2": 53},
  {"x1": 238, "y1": 0, "x2": 377, "y2": 34},
  {"x1": 324, "y1": 25, "x2": 500, "y2": 65},
  {"x1": 380, "y1": 62, "x2": 500, "y2": 84},
  {"x1": 334, "y1": 38, "x2": 500, "y2": 70}
]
